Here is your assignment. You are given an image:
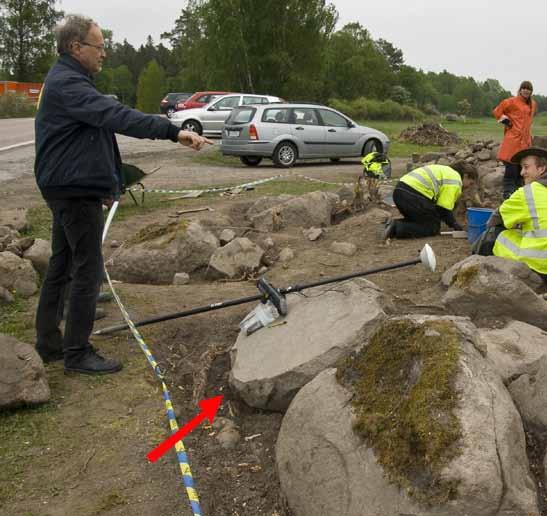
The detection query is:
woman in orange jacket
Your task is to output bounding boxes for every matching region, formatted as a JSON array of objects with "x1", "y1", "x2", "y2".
[{"x1": 493, "y1": 80, "x2": 537, "y2": 199}]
